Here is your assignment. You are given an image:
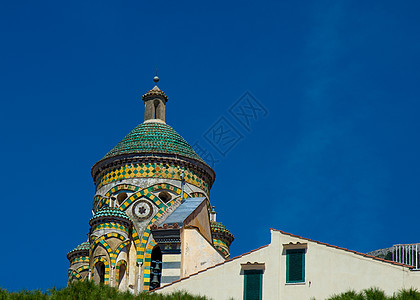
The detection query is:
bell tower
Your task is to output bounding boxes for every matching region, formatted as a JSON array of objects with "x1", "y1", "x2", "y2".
[
  {"x1": 142, "y1": 76, "x2": 168, "y2": 122},
  {"x1": 67, "y1": 76, "x2": 234, "y2": 294}
]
